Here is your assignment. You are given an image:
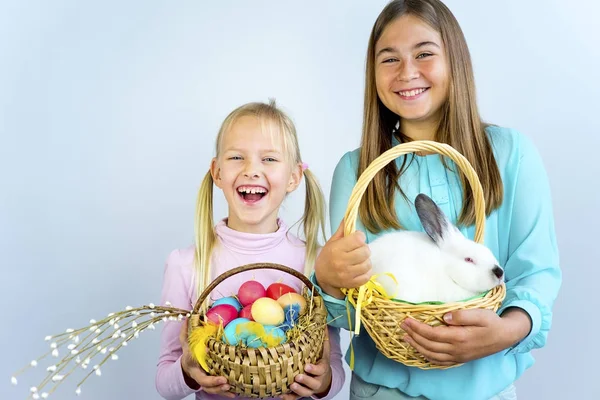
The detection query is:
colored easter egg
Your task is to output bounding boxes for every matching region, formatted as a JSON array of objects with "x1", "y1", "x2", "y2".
[
  {"x1": 245, "y1": 335, "x2": 266, "y2": 348},
  {"x1": 223, "y1": 317, "x2": 251, "y2": 345},
  {"x1": 205, "y1": 304, "x2": 238, "y2": 327},
  {"x1": 251, "y1": 297, "x2": 284, "y2": 325},
  {"x1": 239, "y1": 304, "x2": 254, "y2": 320},
  {"x1": 238, "y1": 281, "x2": 267, "y2": 306},
  {"x1": 266, "y1": 282, "x2": 296, "y2": 300},
  {"x1": 277, "y1": 292, "x2": 307, "y2": 314},
  {"x1": 235, "y1": 321, "x2": 266, "y2": 348},
  {"x1": 280, "y1": 303, "x2": 302, "y2": 332},
  {"x1": 211, "y1": 296, "x2": 242, "y2": 312},
  {"x1": 263, "y1": 325, "x2": 287, "y2": 345}
]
